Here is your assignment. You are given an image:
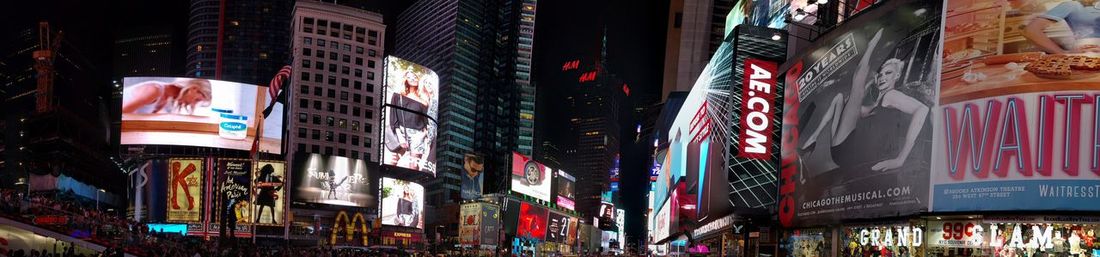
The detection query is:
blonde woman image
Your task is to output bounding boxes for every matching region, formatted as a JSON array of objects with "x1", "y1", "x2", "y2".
[{"x1": 122, "y1": 78, "x2": 212, "y2": 115}]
